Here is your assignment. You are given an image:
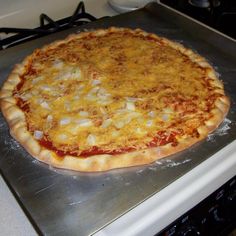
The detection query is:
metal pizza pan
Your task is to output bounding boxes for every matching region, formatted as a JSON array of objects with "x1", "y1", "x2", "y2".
[{"x1": 0, "y1": 2, "x2": 235, "y2": 235}]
